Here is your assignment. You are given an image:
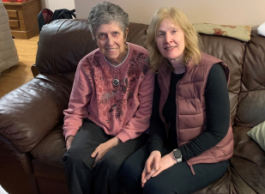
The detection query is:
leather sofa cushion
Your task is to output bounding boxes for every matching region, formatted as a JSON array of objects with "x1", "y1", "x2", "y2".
[
  {"x1": 30, "y1": 125, "x2": 66, "y2": 167},
  {"x1": 230, "y1": 126, "x2": 265, "y2": 193}
]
